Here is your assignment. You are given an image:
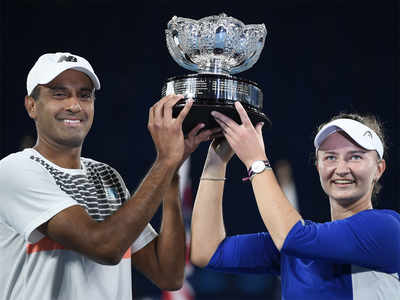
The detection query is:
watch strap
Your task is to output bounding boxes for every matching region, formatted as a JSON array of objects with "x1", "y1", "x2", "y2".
[{"x1": 242, "y1": 160, "x2": 271, "y2": 181}]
